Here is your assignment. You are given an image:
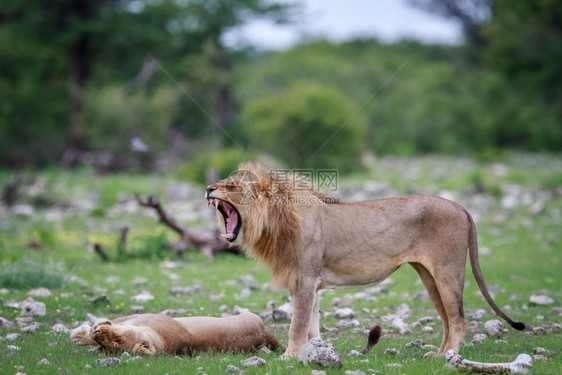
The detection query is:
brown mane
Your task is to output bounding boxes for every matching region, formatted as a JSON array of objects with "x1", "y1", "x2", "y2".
[{"x1": 236, "y1": 162, "x2": 337, "y2": 291}]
